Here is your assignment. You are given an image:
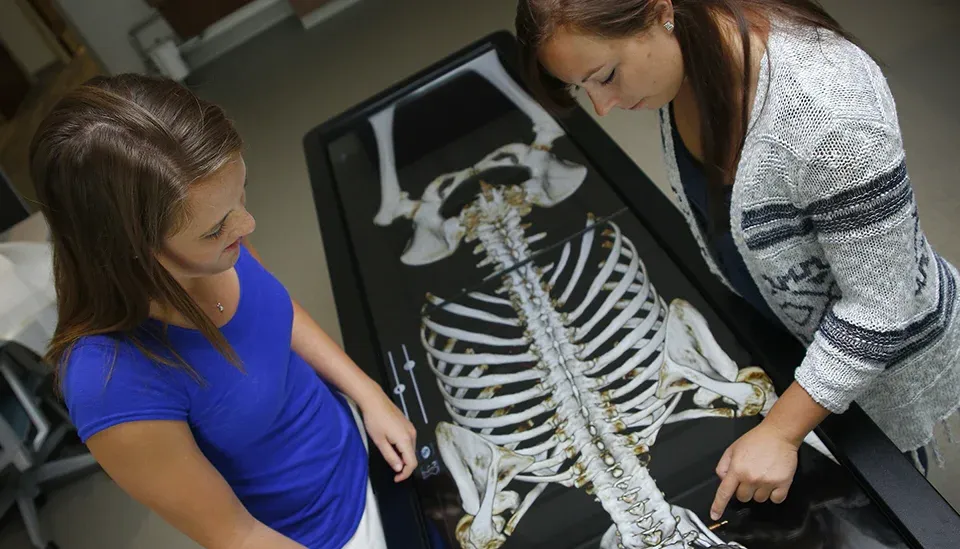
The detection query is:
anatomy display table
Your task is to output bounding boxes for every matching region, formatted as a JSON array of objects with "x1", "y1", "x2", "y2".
[{"x1": 302, "y1": 31, "x2": 960, "y2": 549}]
